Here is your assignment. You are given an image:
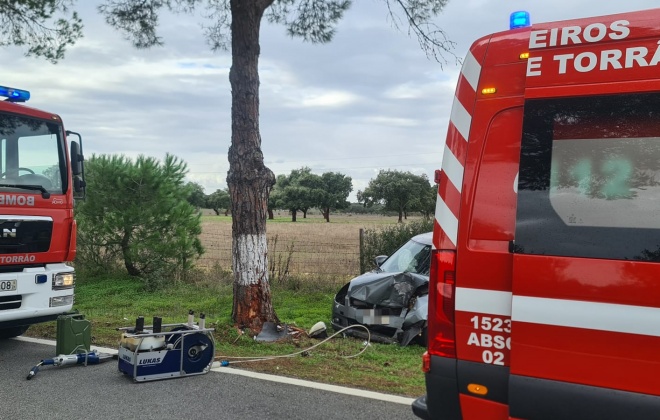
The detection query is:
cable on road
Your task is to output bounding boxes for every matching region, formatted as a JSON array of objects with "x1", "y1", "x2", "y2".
[{"x1": 215, "y1": 325, "x2": 372, "y2": 367}]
